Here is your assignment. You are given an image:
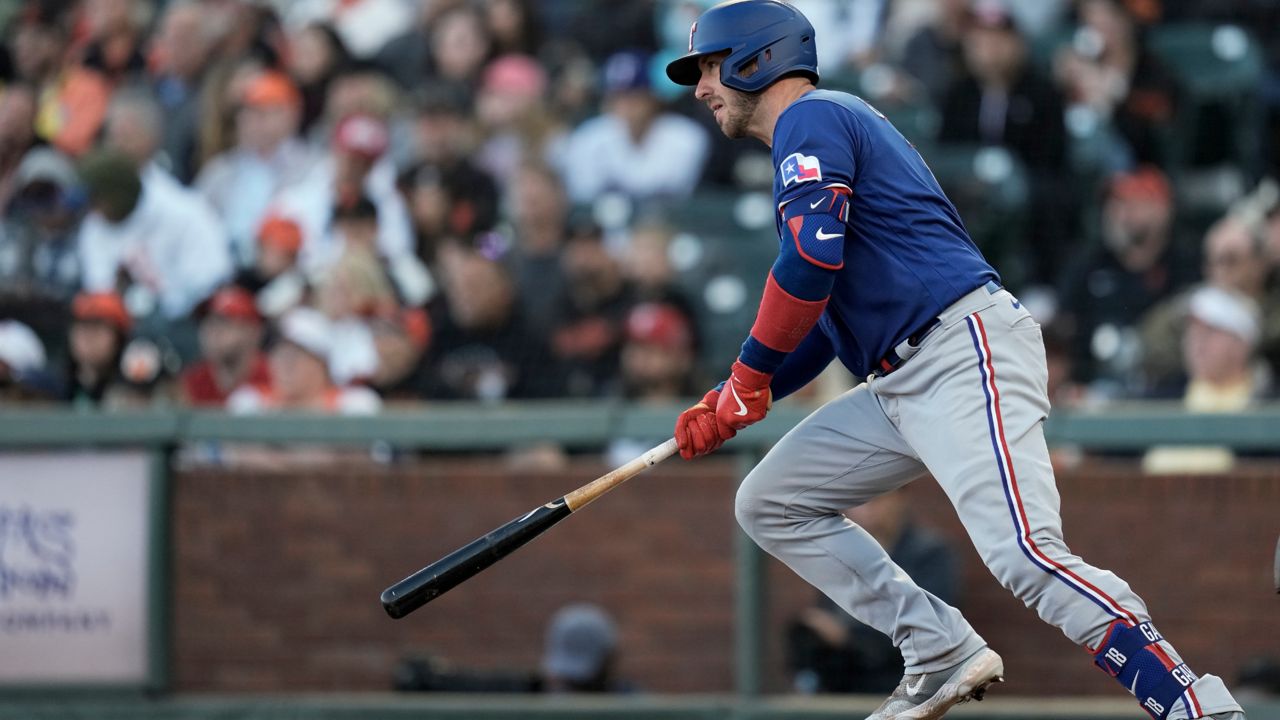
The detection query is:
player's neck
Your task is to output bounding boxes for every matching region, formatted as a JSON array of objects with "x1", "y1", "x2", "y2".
[{"x1": 749, "y1": 79, "x2": 816, "y2": 146}]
